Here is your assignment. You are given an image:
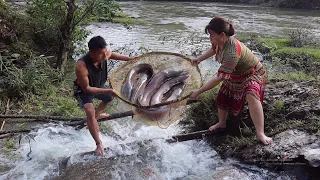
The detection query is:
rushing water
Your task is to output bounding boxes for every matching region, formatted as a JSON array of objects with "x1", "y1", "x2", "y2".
[{"x1": 1, "y1": 1, "x2": 319, "y2": 179}]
